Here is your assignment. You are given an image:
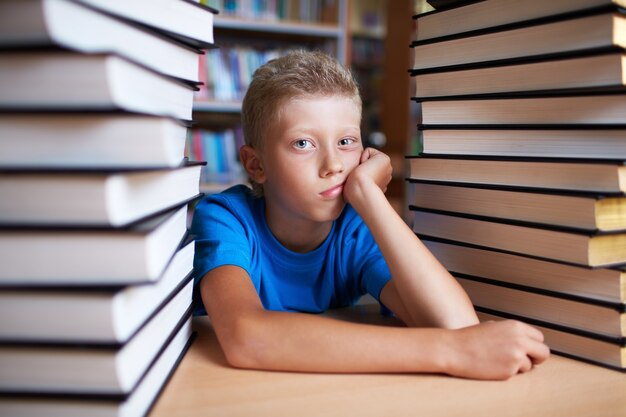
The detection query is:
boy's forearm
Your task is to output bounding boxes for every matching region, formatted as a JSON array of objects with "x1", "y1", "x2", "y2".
[
  {"x1": 231, "y1": 308, "x2": 452, "y2": 374},
  {"x1": 348, "y1": 181, "x2": 478, "y2": 329}
]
